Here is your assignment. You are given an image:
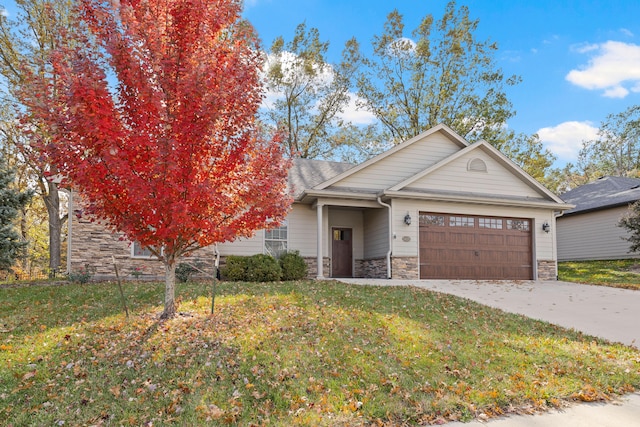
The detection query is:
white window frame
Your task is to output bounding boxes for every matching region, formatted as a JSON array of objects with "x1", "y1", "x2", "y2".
[
  {"x1": 264, "y1": 220, "x2": 288, "y2": 258},
  {"x1": 131, "y1": 242, "x2": 162, "y2": 259}
]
